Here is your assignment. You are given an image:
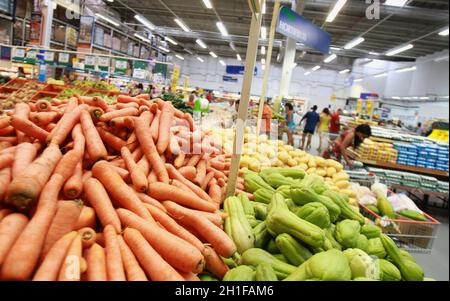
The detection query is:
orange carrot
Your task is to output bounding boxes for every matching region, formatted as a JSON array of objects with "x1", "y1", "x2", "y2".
[
  {"x1": 147, "y1": 169, "x2": 158, "y2": 184},
  {"x1": 10, "y1": 116, "x2": 50, "y2": 142},
  {"x1": 89, "y1": 107, "x2": 104, "y2": 122},
  {"x1": 156, "y1": 103, "x2": 174, "y2": 154},
  {"x1": 71, "y1": 124, "x2": 85, "y2": 155},
  {"x1": 207, "y1": 166, "x2": 226, "y2": 179},
  {"x1": 121, "y1": 147, "x2": 148, "y2": 193},
  {"x1": 42, "y1": 200, "x2": 83, "y2": 258},
  {"x1": 0, "y1": 154, "x2": 13, "y2": 170},
  {"x1": 80, "y1": 110, "x2": 107, "y2": 162},
  {"x1": 150, "y1": 110, "x2": 160, "y2": 142},
  {"x1": 1, "y1": 174, "x2": 65, "y2": 280},
  {"x1": 210, "y1": 159, "x2": 227, "y2": 170},
  {"x1": 111, "y1": 165, "x2": 131, "y2": 182},
  {"x1": 54, "y1": 149, "x2": 82, "y2": 182},
  {"x1": 63, "y1": 162, "x2": 83, "y2": 199},
  {"x1": 0, "y1": 208, "x2": 12, "y2": 222},
  {"x1": 0, "y1": 116, "x2": 11, "y2": 129},
  {"x1": 135, "y1": 116, "x2": 169, "y2": 184},
  {"x1": 209, "y1": 184, "x2": 222, "y2": 205},
  {"x1": 218, "y1": 177, "x2": 226, "y2": 187},
  {"x1": 149, "y1": 182, "x2": 216, "y2": 213},
  {"x1": 91, "y1": 96, "x2": 108, "y2": 111},
  {"x1": 84, "y1": 178, "x2": 122, "y2": 233},
  {"x1": 178, "y1": 166, "x2": 197, "y2": 182},
  {"x1": 116, "y1": 102, "x2": 140, "y2": 110},
  {"x1": 166, "y1": 164, "x2": 214, "y2": 203},
  {"x1": 145, "y1": 204, "x2": 205, "y2": 252},
  {"x1": 14, "y1": 103, "x2": 30, "y2": 143},
  {"x1": 78, "y1": 227, "x2": 96, "y2": 249},
  {"x1": 171, "y1": 179, "x2": 196, "y2": 194},
  {"x1": 131, "y1": 147, "x2": 143, "y2": 162},
  {"x1": 116, "y1": 235, "x2": 148, "y2": 281},
  {"x1": 110, "y1": 116, "x2": 134, "y2": 129},
  {"x1": 85, "y1": 243, "x2": 107, "y2": 281},
  {"x1": 30, "y1": 112, "x2": 58, "y2": 126},
  {"x1": 137, "y1": 156, "x2": 150, "y2": 176},
  {"x1": 195, "y1": 160, "x2": 207, "y2": 185},
  {"x1": 123, "y1": 228, "x2": 185, "y2": 281},
  {"x1": 187, "y1": 154, "x2": 201, "y2": 167},
  {"x1": 73, "y1": 206, "x2": 96, "y2": 230},
  {"x1": 92, "y1": 161, "x2": 154, "y2": 221},
  {"x1": 184, "y1": 113, "x2": 194, "y2": 131},
  {"x1": 35, "y1": 100, "x2": 52, "y2": 112},
  {"x1": 48, "y1": 105, "x2": 88, "y2": 146},
  {"x1": 104, "y1": 225, "x2": 126, "y2": 281},
  {"x1": 0, "y1": 213, "x2": 29, "y2": 265},
  {"x1": 0, "y1": 125, "x2": 14, "y2": 136},
  {"x1": 5, "y1": 144, "x2": 62, "y2": 212},
  {"x1": 58, "y1": 234, "x2": 82, "y2": 281},
  {"x1": 0, "y1": 168, "x2": 11, "y2": 201},
  {"x1": 0, "y1": 137, "x2": 18, "y2": 144},
  {"x1": 117, "y1": 95, "x2": 139, "y2": 104},
  {"x1": 95, "y1": 233, "x2": 105, "y2": 247},
  {"x1": 11, "y1": 142, "x2": 38, "y2": 179},
  {"x1": 201, "y1": 171, "x2": 215, "y2": 191},
  {"x1": 117, "y1": 209, "x2": 205, "y2": 273},
  {"x1": 174, "y1": 152, "x2": 186, "y2": 169},
  {"x1": 203, "y1": 245, "x2": 229, "y2": 279},
  {"x1": 163, "y1": 201, "x2": 236, "y2": 258},
  {"x1": 97, "y1": 127, "x2": 127, "y2": 152},
  {"x1": 99, "y1": 107, "x2": 139, "y2": 122},
  {"x1": 137, "y1": 93, "x2": 150, "y2": 100},
  {"x1": 32, "y1": 231, "x2": 78, "y2": 281},
  {"x1": 177, "y1": 270, "x2": 201, "y2": 281},
  {"x1": 136, "y1": 192, "x2": 166, "y2": 212}
]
